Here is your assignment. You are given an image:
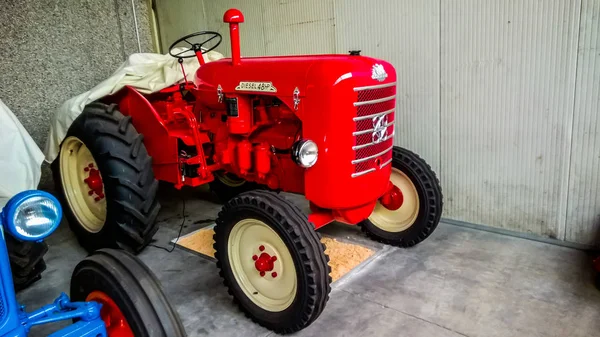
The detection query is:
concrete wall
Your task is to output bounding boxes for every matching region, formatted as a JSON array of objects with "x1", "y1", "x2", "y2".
[
  {"x1": 156, "y1": 0, "x2": 600, "y2": 246},
  {"x1": 0, "y1": 0, "x2": 155, "y2": 186}
]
